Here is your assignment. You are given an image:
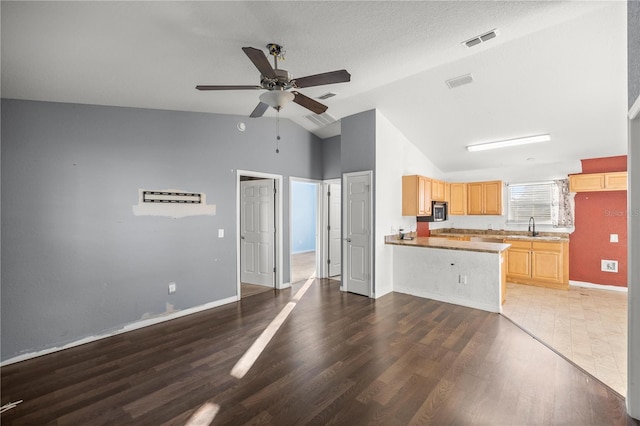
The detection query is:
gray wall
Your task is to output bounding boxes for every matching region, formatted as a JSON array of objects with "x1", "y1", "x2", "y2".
[
  {"x1": 630, "y1": 0, "x2": 640, "y2": 109},
  {"x1": 322, "y1": 135, "x2": 341, "y2": 180},
  {"x1": 1, "y1": 99, "x2": 324, "y2": 360},
  {"x1": 339, "y1": 109, "x2": 377, "y2": 292},
  {"x1": 340, "y1": 110, "x2": 376, "y2": 174}
]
